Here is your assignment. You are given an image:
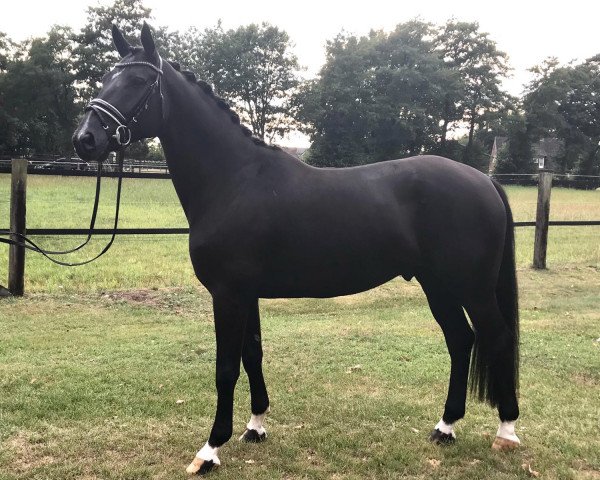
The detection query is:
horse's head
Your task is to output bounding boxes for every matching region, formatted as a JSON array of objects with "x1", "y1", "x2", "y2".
[{"x1": 73, "y1": 23, "x2": 164, "y2": 161}]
